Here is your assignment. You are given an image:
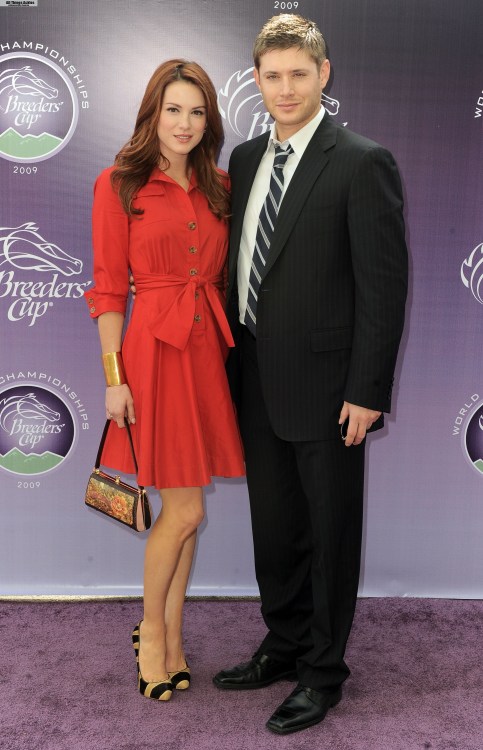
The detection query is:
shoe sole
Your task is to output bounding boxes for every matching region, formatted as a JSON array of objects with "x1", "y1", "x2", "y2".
[{"x1": 213, "y1": 669, "x2": 297, "y2": 690}]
